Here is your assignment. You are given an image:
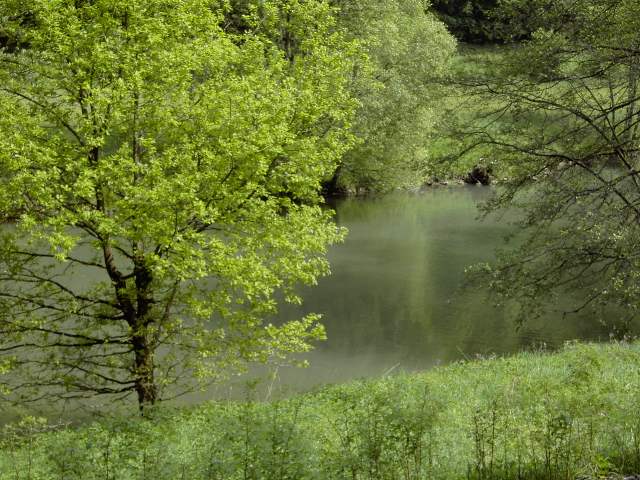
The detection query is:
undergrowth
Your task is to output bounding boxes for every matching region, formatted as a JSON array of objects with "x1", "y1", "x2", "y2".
[{"x1": 1, "y1": 341, "x2": 639, "y2": 479}]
